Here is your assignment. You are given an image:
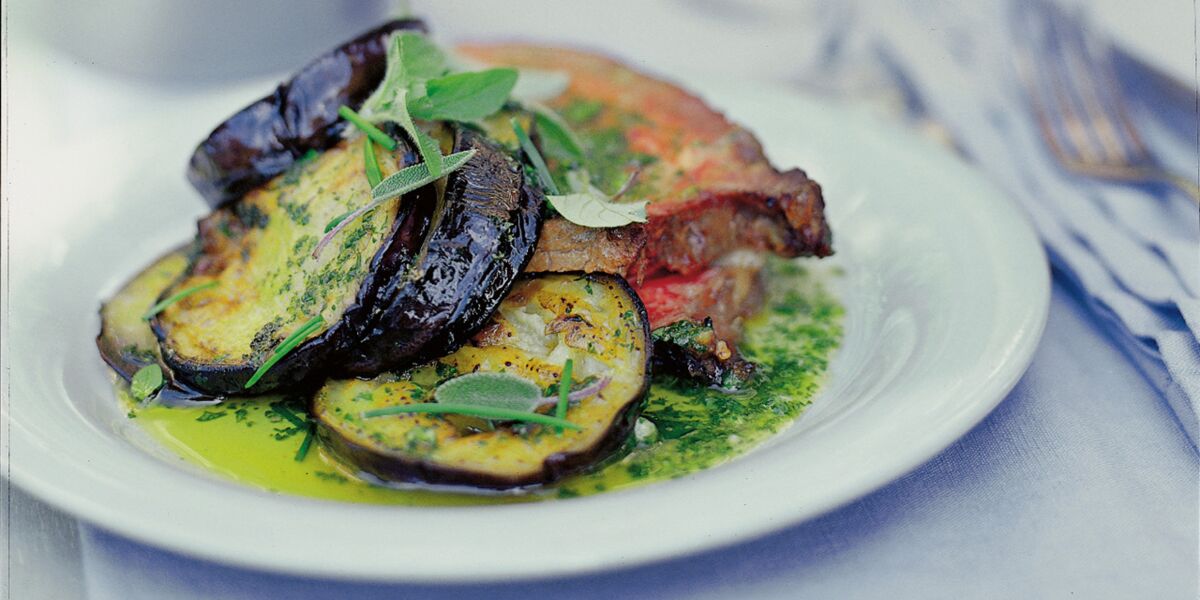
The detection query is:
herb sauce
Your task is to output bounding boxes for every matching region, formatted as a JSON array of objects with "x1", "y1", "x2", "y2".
[{"x1": 117, "y1": 257, "x2": 841, "y2": 504}]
